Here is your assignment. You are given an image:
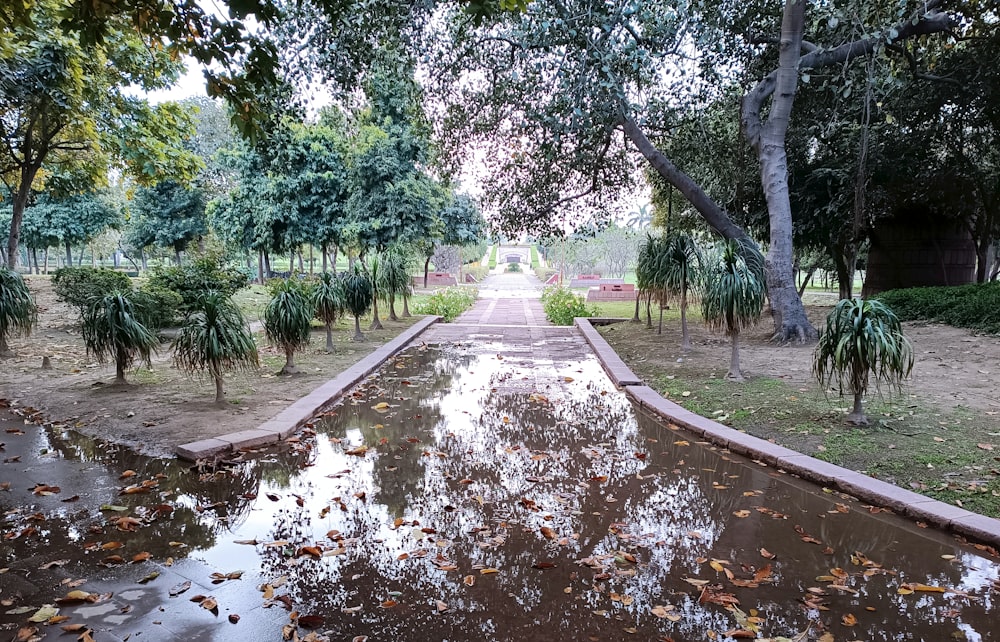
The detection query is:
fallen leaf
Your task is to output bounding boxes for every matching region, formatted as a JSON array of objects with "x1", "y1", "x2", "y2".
[
  {"x1": 480, "y1": 568, "x2": 499, "y2": 575},
  {"x1": 760, "y1": 548, "x2": 776, "y2": 559},
  {"x1": 298, "y1": 614, "x2": 325, "y2": 628},
  {"x1": 842, "y1": 613, "x2": 858, "y2": 626},
  {"x1": 436, "y1": 600, "x2": 448, "y2": 612},
  {"x1": 733, "y1": 510, "x2": 750, "y2": 518},
  {"x1": 169, "y1": 580, "x2": 192, "y2": 596}
]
